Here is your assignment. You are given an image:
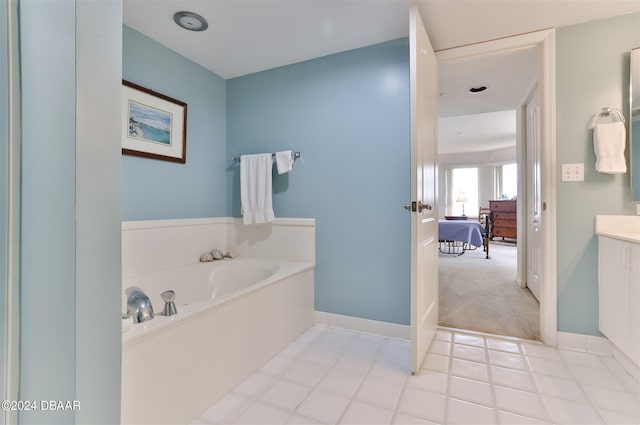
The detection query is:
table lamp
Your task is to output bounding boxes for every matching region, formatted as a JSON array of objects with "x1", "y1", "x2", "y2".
[{"x1": 456, "y1": 192, "x2": 467, "y2": 216}]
